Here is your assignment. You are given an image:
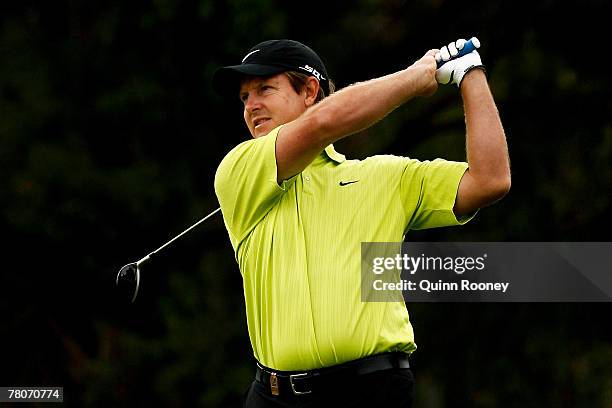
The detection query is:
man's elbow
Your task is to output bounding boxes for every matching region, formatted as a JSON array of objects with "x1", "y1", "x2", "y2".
[
  {"x1": 484, "y1": 174, "x2": 511, "y2": 202},
  {"x1": 455, "y1": 172, "x2": 510, "y2": 215}
]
